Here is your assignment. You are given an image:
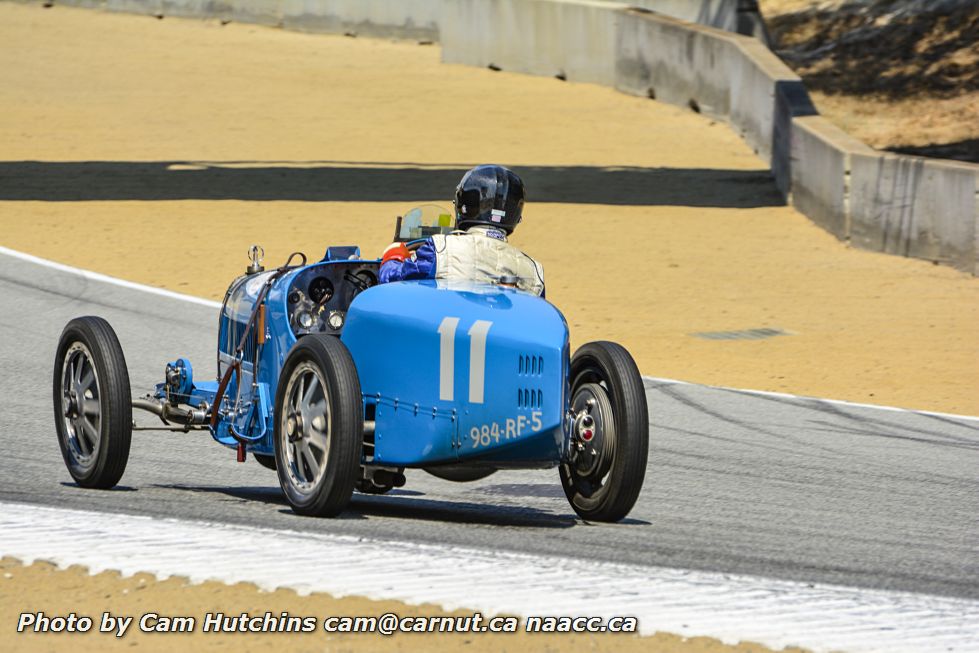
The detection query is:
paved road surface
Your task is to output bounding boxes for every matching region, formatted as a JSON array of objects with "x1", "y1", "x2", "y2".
[{"x1": 1, "y1": 251, "x2": 976, "y2": 600}]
